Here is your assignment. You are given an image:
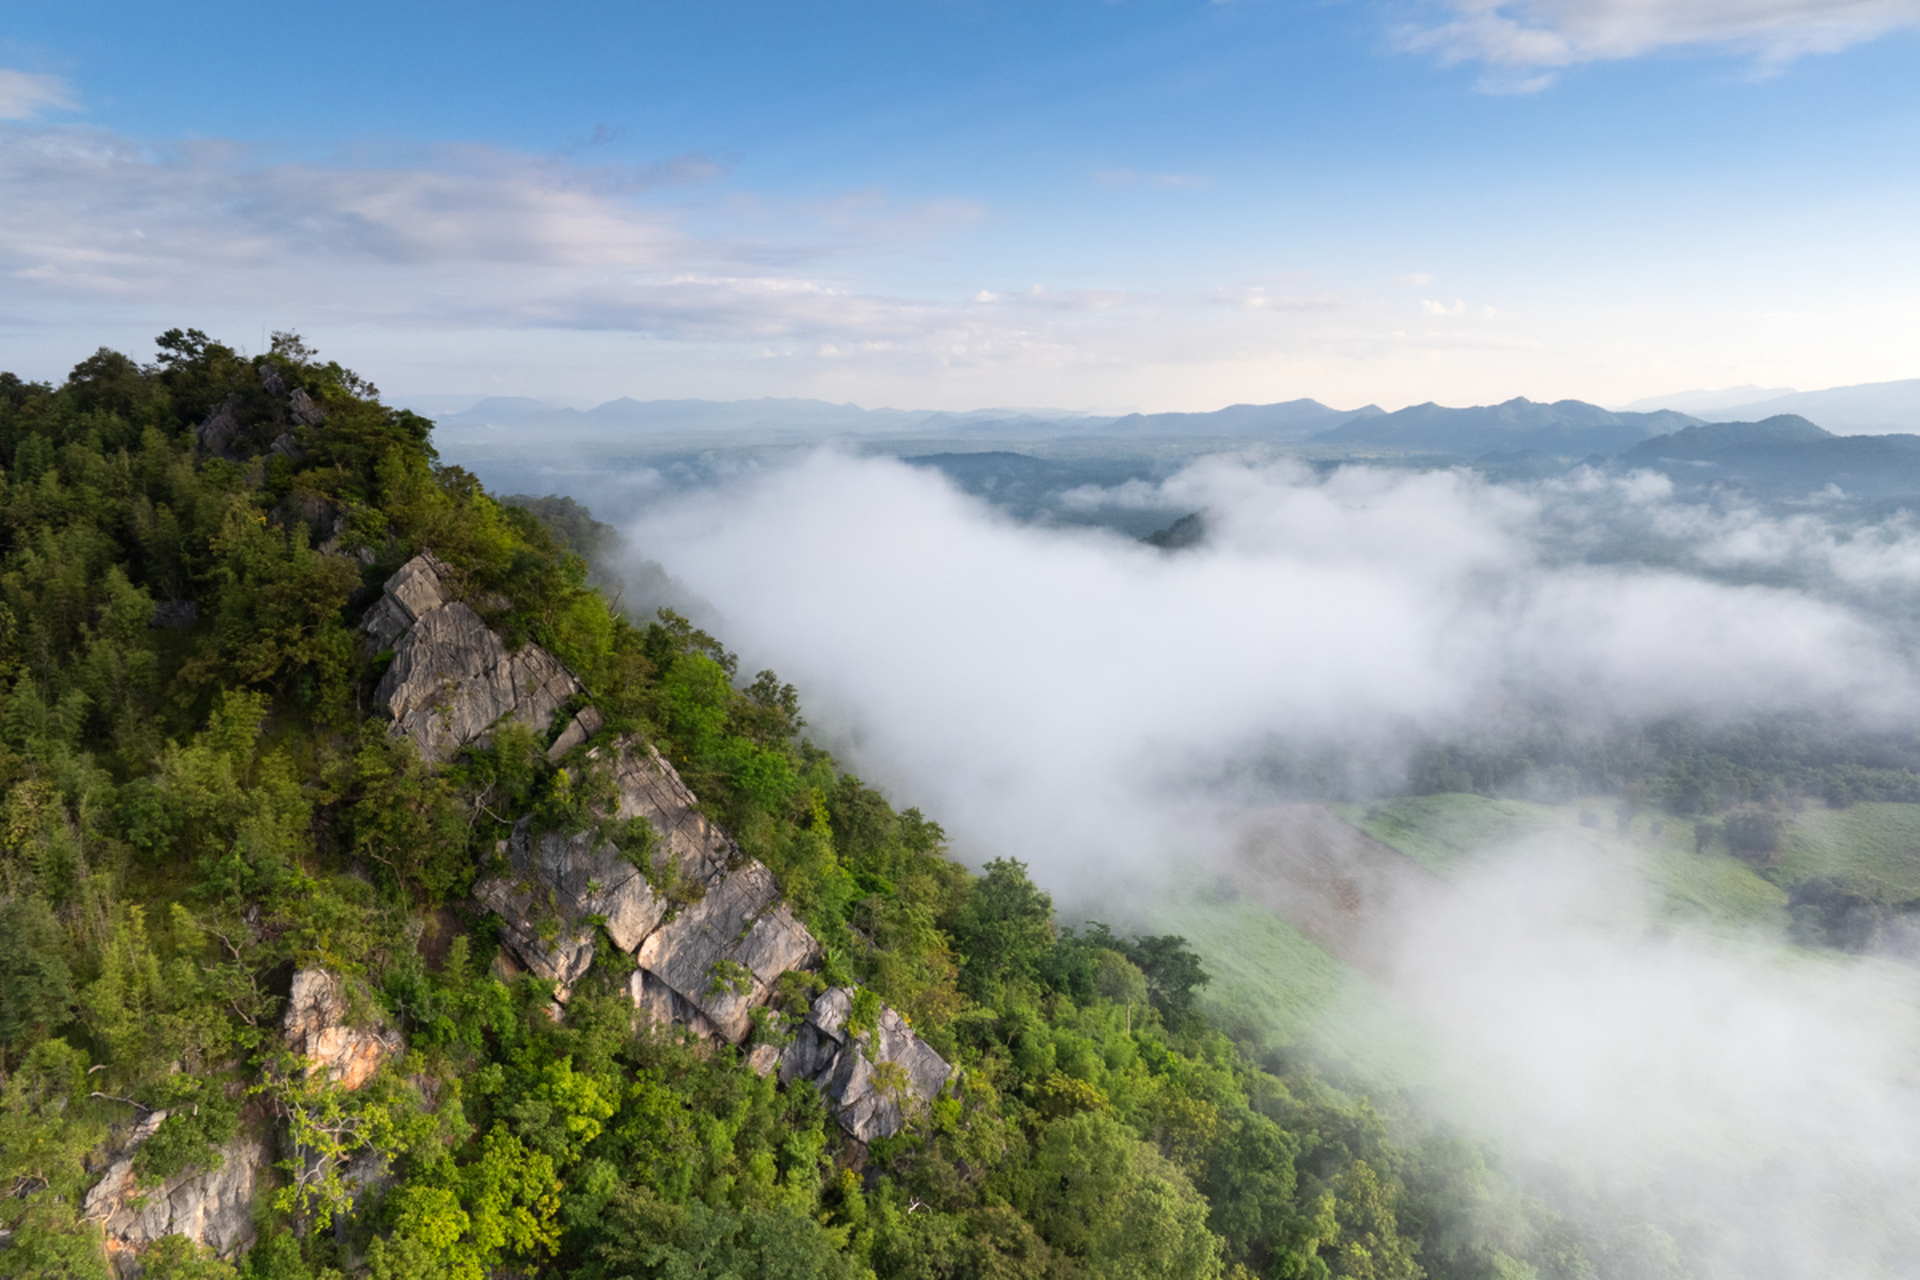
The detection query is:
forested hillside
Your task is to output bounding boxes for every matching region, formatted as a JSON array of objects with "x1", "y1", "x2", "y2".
[{"x1": 2, "y1": 332, "x2": 1655, "y2": 1280}]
